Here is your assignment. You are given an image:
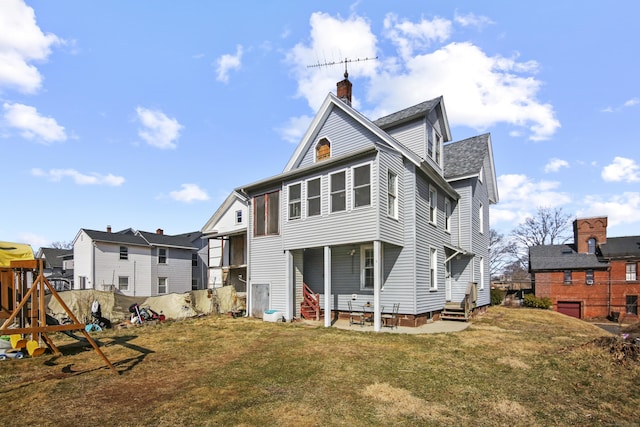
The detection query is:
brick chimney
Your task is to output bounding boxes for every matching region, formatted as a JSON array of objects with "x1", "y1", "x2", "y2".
[
  {"x1": 106, "y1": 225, "x2": 112, "y2": 233},
  {"x1": 156, "y1": 228, "x2": 164, "y2": 235},
  {"x1": 573, "y1": 217, "x2": 607, "y2": 253},
  {"x1": 336, "y1": 72, "x2": 352, "y2": 106}
]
